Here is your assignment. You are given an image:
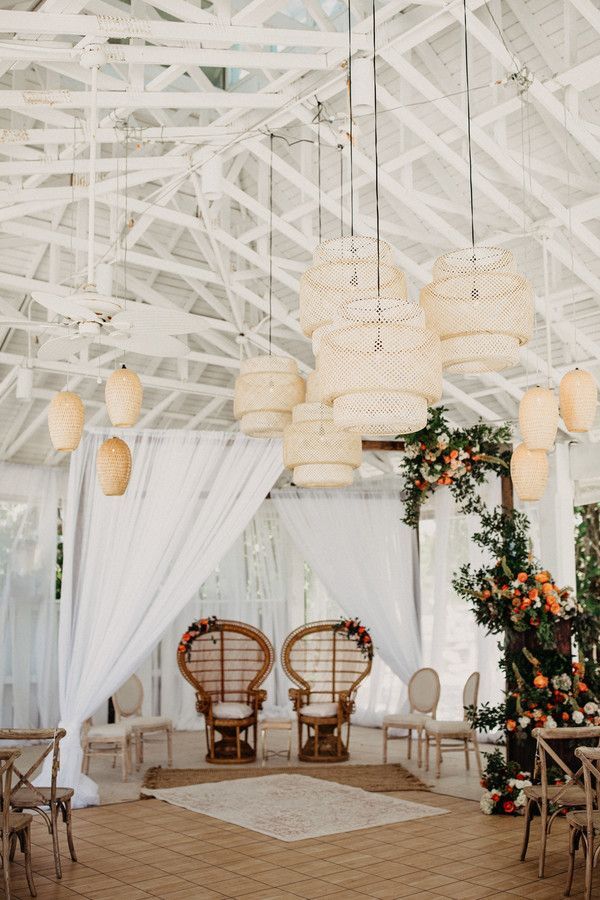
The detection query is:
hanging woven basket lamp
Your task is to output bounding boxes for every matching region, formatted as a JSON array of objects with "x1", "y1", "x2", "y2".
[
  {"x1": 48, "y1": 390, "x2": 85, "y2": 452},
  {"x1": 234, "y1": 356, "x2": 305, "y2": 437},
  {"x1": 105, "y1": 365, "x2": 143, "y2": 427},
  {"x1": 559, "y1": 368, "x2": 598, "y2": 432},
  {"x1": 510, "y1": 442, "x2": 548, "y2": 502},
  {"x1": 420, "y1": 246, "x2": 533, "y2": 374},
  {"x1": 283, "y1": 403, "x2": 362, "y2": 488},
  {"x1": 318, "y1": 298, "x2": 442, "y2": 436},
  {"x1": 519, "y1": 386, "x2": 559, "y2": 451},
  {"x1": 97, "y1": 436, "x2": 132, "y2": 496},
  {"x1": 305, "y1": 370, "x2": 328, "y2": 405}
]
